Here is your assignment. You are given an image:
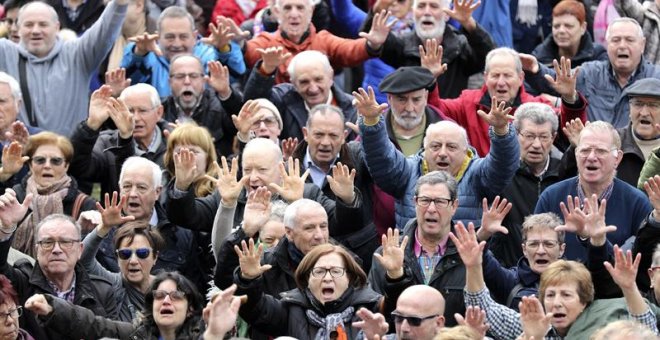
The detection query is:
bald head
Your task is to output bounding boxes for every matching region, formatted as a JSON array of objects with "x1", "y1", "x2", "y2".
[
  {"x1": 398, "y1": 285, "x2": 445, "y2": 315},
  {"x1": 395, "y1": 285, "x2": 445, "y2": 340}
]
